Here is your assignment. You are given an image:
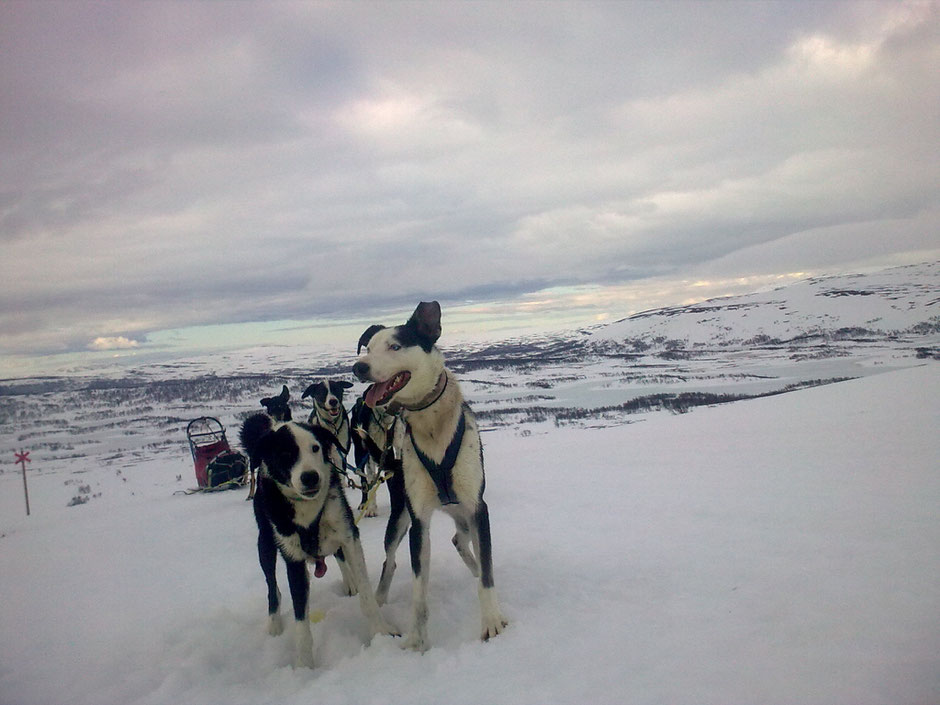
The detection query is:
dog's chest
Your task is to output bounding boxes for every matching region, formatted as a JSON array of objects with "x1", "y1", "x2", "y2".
[
  {"x1": 400, "y1": 411, "x2": 483, "y2": 510},
  {"x1": 311, "y1": 407, "x2": 350, "y2": 450},
  {"x1": 367, "y1": 413, "x2": 397, "y2": 451},
  {"x1": 274, "y1": 490, "x2": 349, "y2": 561}
]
